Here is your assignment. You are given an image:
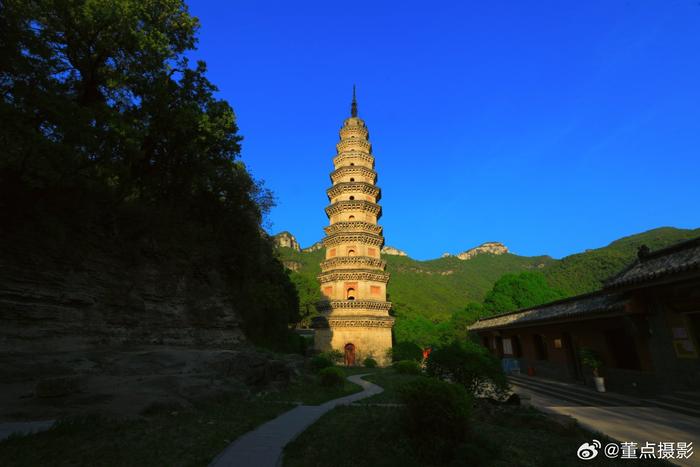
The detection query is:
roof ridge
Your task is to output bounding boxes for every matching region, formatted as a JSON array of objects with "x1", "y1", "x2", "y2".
[{"x1": 472, "y1": 289, "x2": 613, "y2": 323}]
